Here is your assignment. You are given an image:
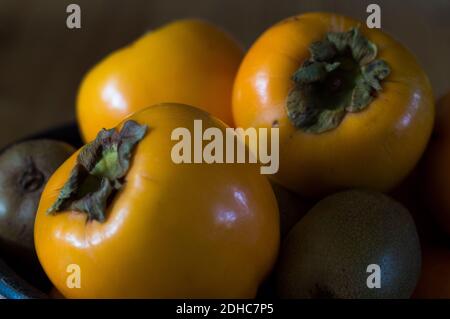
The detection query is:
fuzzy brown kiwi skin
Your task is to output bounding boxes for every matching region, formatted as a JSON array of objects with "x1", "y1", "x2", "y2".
[
  {"x1": 0, "y1": 139, "x2": 75, "y2": 264},
  {"x1": 276, "y1": 190, "x2": 422, "y2": 299}
]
